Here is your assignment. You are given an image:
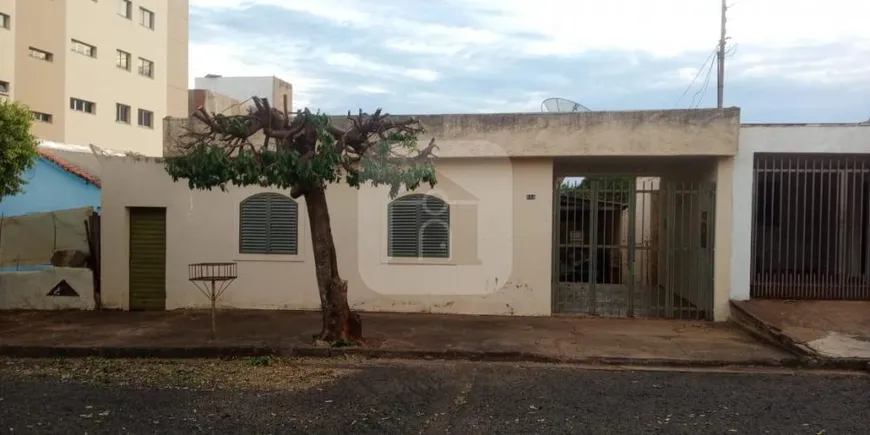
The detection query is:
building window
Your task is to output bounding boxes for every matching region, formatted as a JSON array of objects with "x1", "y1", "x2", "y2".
[
  {"x1": 139, "y1": 7, "x2": 154, "y2": 29},
  {"x1": 116, "y1": 103, "x2": 131, "y2": 124},
  {"x1": 32, "y1": 112, "x2": 53, "y2": 123},
  {"x1": 0, "y1": 80, "x2": 8, "y2": 95},
  {"x1": 137, "y1": 109, "x2": 153, "y2": 128},
  {"x1": 71, "y1": 39, "x2": 97, "y2": 58},
  {"x1": 116, "y1": 50, "x2": 130, "y2": 70},
  {"x1": 70, "y1": 98, "x2": 96, "y2": 114},
  {"x1": 387, "y1": 194, "x2": 450, "y2": 258},
  {"x1": 0, "y1": 12, "x2": 10, "y2": 29},
  {"x1": 117, "y1": 0, "x2": 132, "y2": 19},
  {"x1": 239, "y1": 193, "x2": 299, "y2": 255},
  {"x1": 137, "y1": 58, "x2": 153, "y2": 78},
  {"x1": 28, "y1": 47, "x2": 53, "y2": 62}
]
